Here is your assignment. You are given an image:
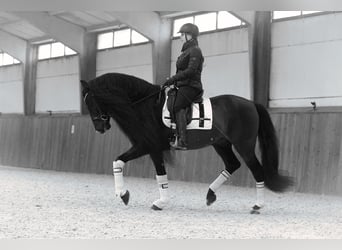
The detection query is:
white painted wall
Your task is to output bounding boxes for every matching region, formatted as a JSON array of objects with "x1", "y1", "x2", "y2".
[
  {"x1": 36, "y1": 56, "x2": 80, "y2": 113},
  {"x1": 96, "y1": 28, "x2": 250, "y2": 100},
  {"x1": 0, "y1": 65, "x2": 24, "y2": 114},
  {"x1": 270, "y1": 13, "x2": 342, "y2": 107},
  {"x1": 171, "y1": 28, "x2": 251, "y2": 99},
  {"x1": 0, "y1": 28, "x2": 249, "y2": 115},
  {"x1": 6, "y1": 14, "x2": 342, "y2": 114},
  {"x1": 96, "y1": 44, "x2": 153, "y2": 82}
]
